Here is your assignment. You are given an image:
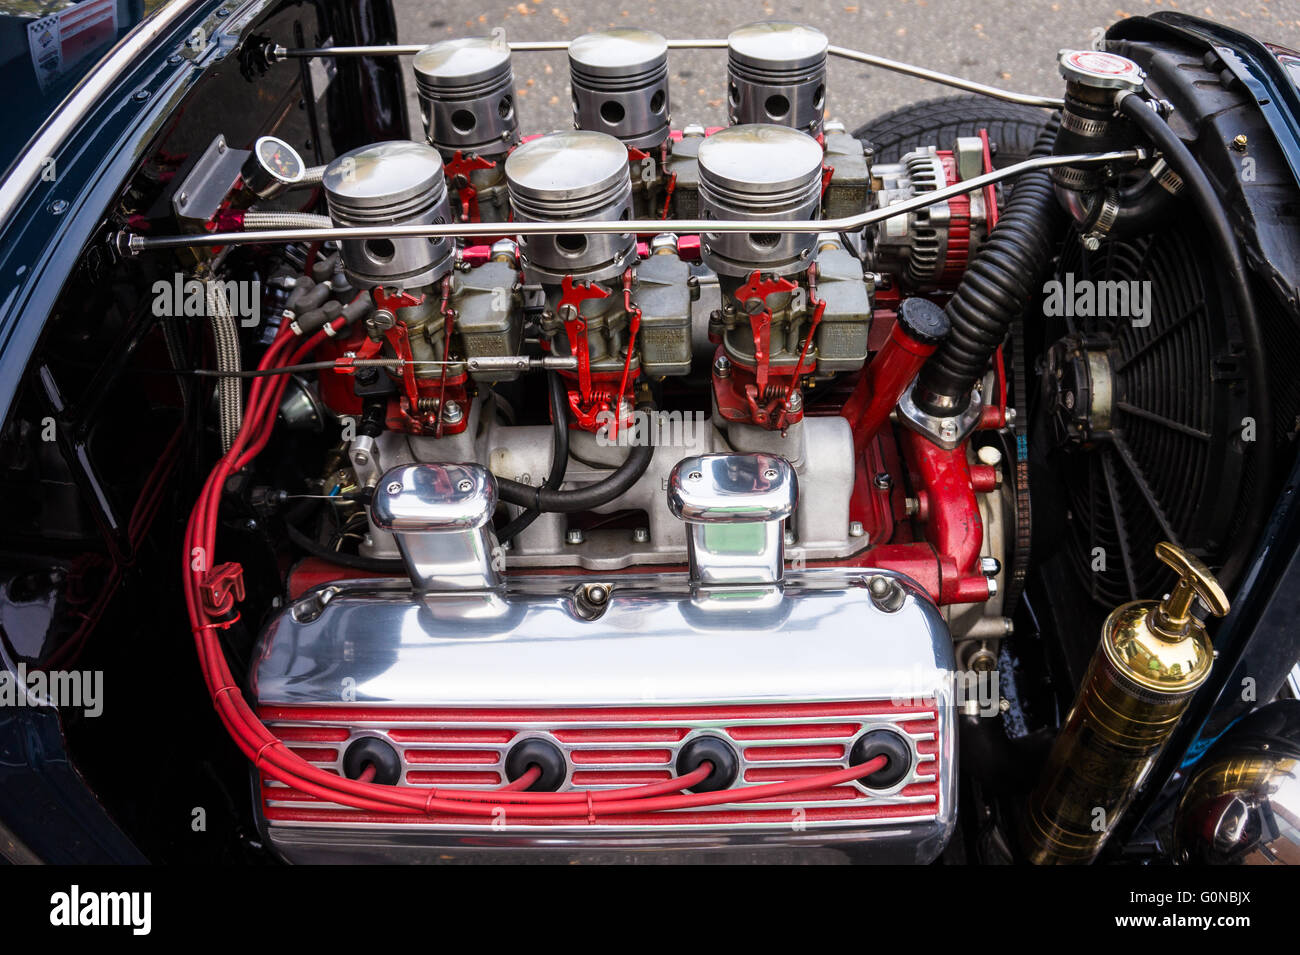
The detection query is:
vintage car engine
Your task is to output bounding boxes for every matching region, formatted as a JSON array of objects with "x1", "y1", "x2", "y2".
[
  {"x1": 7, "y1": 0, "x2": 1299, "y2": 874},
  {"x1": 214, "y1": 22, "x2": 1013, "y2": 864},
  {"x1": 105, "y1": 19, "x2": 1223, "y2": 865}
]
